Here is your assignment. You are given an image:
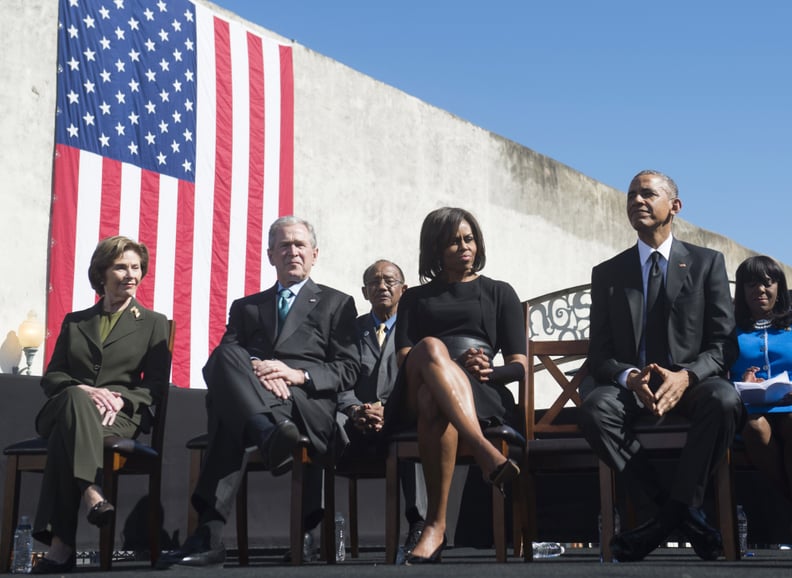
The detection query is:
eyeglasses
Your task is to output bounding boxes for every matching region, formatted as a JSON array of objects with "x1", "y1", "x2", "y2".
[{"x1": 364, "y1": 277, "x2": 403, "y2": 288}]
